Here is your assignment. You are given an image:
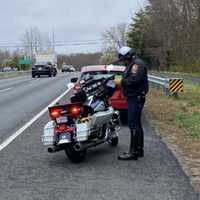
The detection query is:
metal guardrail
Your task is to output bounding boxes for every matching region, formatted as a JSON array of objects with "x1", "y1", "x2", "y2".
[
  {"x1": 148, "y1": 75, "x2": 183, "y2": 96},
  {"x1": 0, "y1": 70, "x2": 31, "y2": 78}
]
